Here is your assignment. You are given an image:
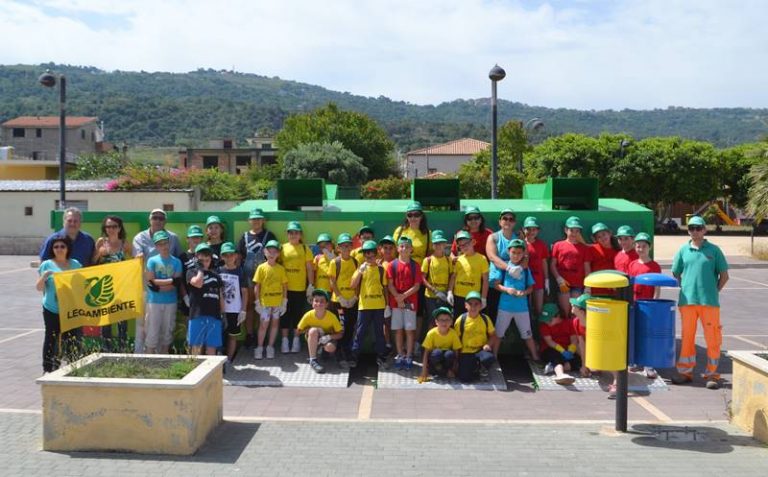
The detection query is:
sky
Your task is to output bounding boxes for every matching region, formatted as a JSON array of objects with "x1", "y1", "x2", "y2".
[{"x1": 1, "y1": 0, "x2": 767, "y2": 110}]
